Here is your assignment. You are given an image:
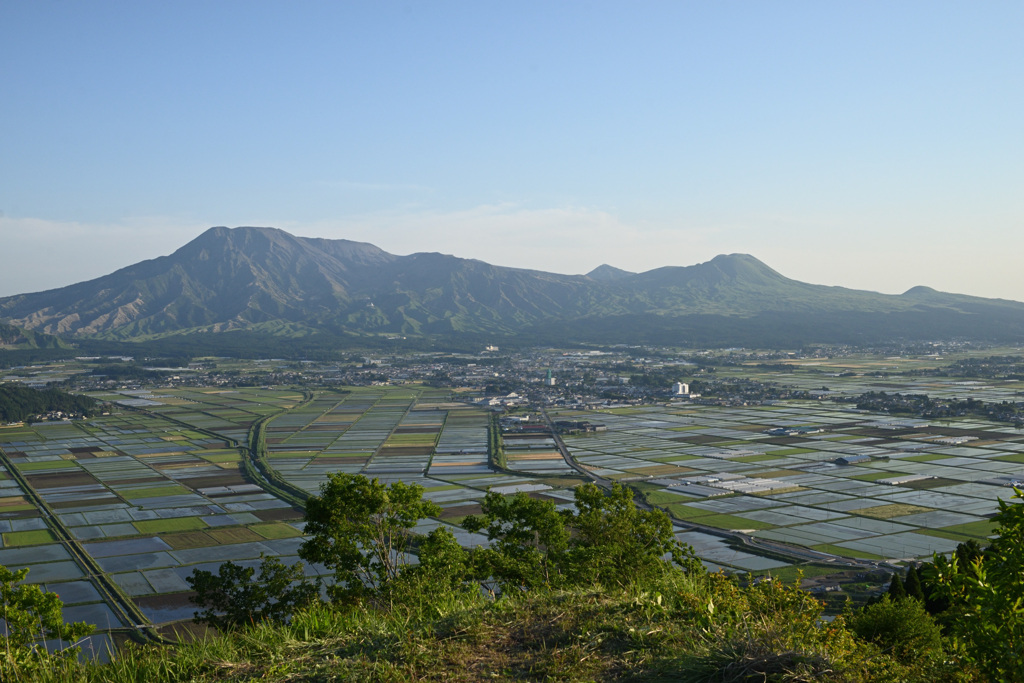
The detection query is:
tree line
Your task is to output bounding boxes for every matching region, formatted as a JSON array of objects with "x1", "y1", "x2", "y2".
[
  {"x1": 846, "y1": 390, "x2": 1024, "y2": 426},
  {"x1": 0, "y1": 383, "x2": 99, "y2": 423},
  {"x1": 6, "y1": 475, "x2": 1024, "y2": 680},
  {"x1": 186, "y1": 477, "x2": 1024, "y2": 681}
]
